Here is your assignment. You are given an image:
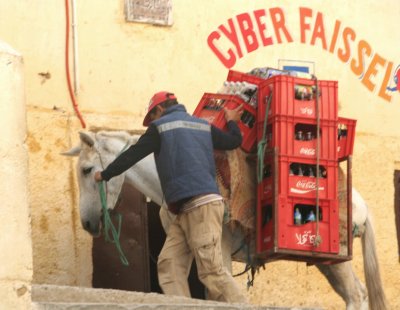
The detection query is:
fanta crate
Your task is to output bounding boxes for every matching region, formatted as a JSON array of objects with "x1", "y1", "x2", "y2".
[
  {"x1": 257, "y1": 115, "x2": 338, "y2": 160},
  {"x1": 257, "y1": 74, "x2": 338, "y2": 122},
  {"x1": 256, "y1": 196, "x2": 339, "y2": 255},
  {"x1": 259, "y1": 153, "x2": 338, "y2": 201},
  {"x1": 337, "y1": 117, "x2": 357, "y2": 161},
  {"x1": 193, "y1": 93, "x2": 257, "y2": 153}
]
